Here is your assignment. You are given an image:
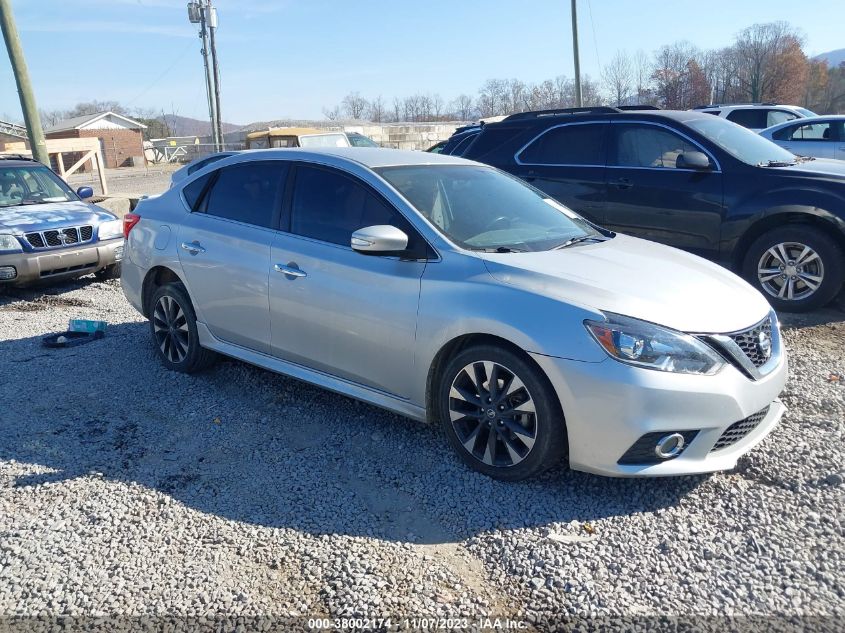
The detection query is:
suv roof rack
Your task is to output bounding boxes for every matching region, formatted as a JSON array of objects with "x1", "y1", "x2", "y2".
[
  {"x1": 616, "y1": 105, "x2": 661, "y2": 111},
  {"x1": 0, "y1": 153, "x2": 37, "y2": 161},
  {"x1": 693, "y1": 102, "x2": 777, "y2": 109},
  {"x1": 503, "y1": 107, "x2": 620, "y2": 121}
]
